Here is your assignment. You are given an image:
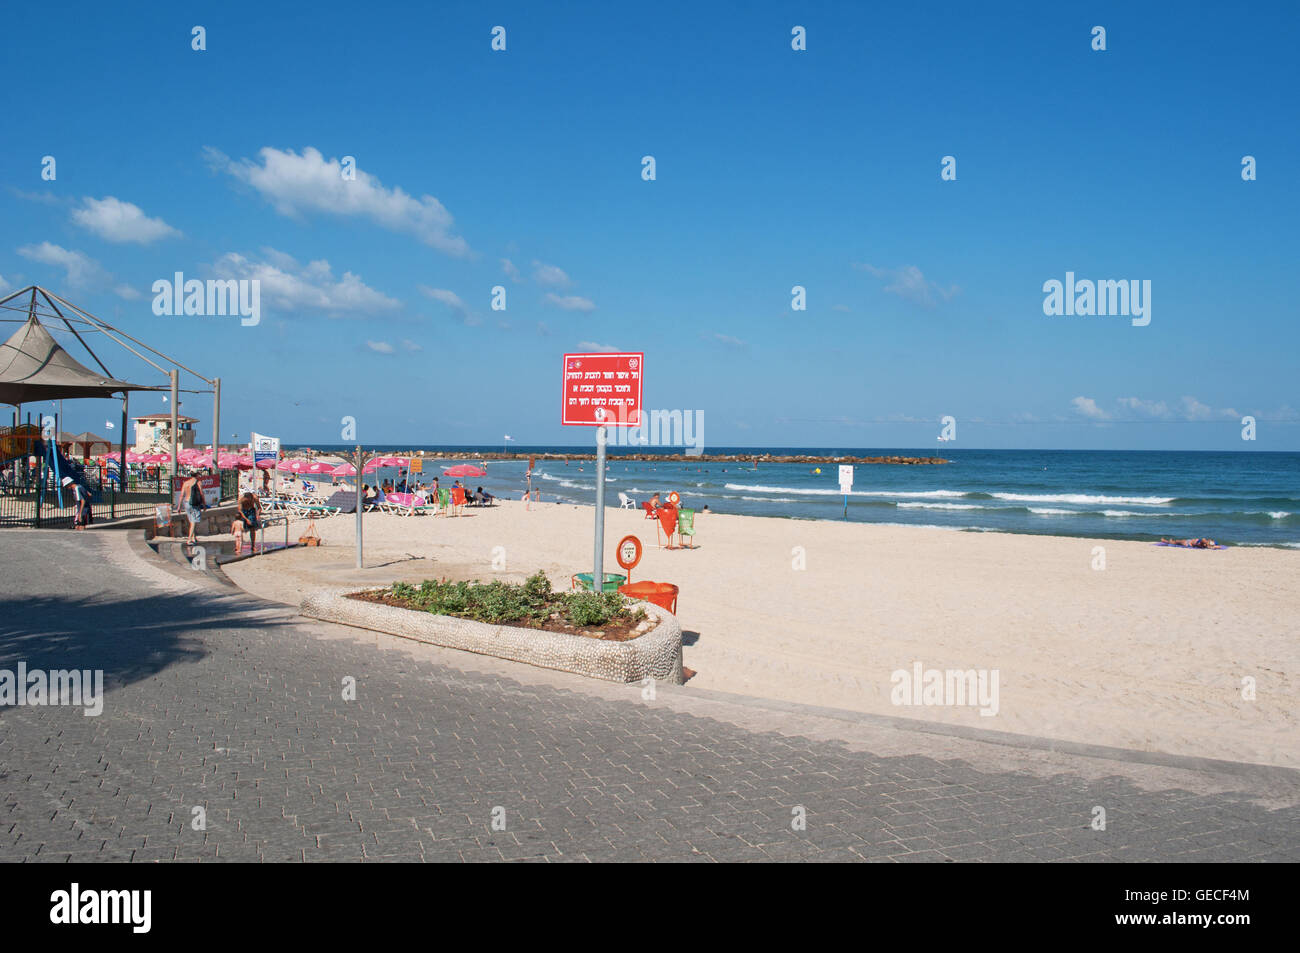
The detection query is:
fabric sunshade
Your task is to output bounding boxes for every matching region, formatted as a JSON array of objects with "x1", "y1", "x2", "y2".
[{"x1": 0, "y1": 315, "x2": 145, "y2": 404}]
